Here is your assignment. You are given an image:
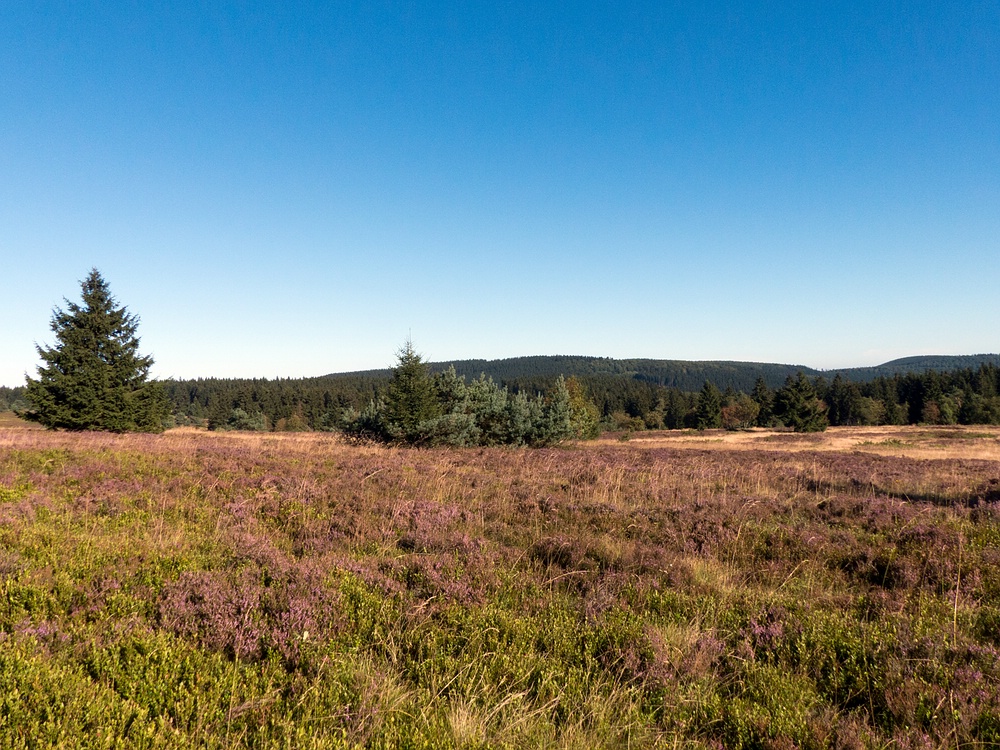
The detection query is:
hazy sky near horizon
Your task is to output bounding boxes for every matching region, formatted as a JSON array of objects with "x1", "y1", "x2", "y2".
[{"x1": 2, "y1": 2, "x2": 998, "y2": 386}]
